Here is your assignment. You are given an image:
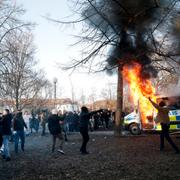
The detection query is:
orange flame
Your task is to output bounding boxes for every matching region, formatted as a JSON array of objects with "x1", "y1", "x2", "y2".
[{"x1": 122, "y1": 62, "x2": 156, "y2": 126}]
